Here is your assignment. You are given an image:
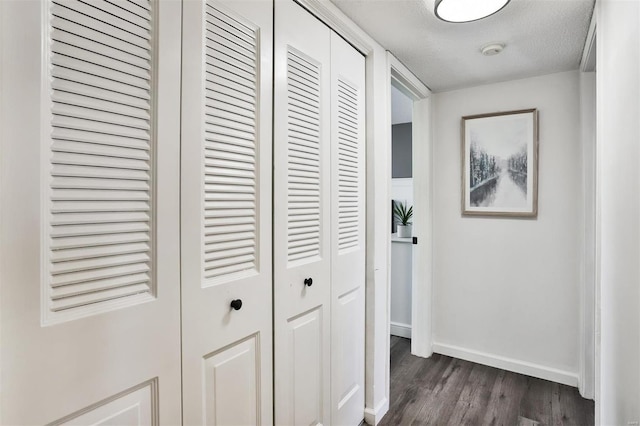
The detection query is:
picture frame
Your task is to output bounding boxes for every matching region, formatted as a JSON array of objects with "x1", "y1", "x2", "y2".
[{"x1": 461, "y1": 108, "x2": 539, "y2": 217}]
